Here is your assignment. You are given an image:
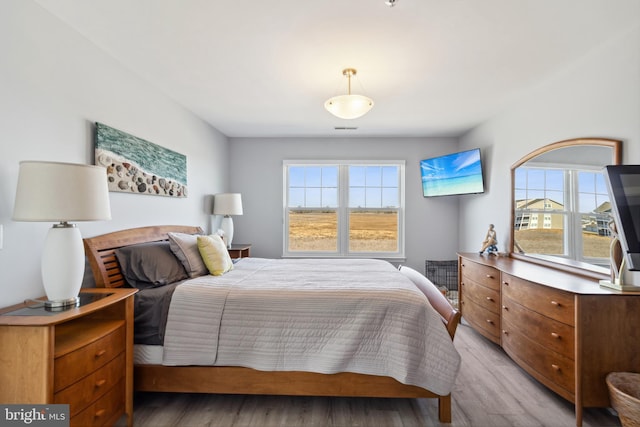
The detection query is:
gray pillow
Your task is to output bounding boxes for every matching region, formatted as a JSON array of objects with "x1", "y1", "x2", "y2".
[
  {"x1": 167, "y1": 232, "x2": 209, "y2": 278},
  {"x1": 115, "y1": 241, "x2": 188, "y2": 289}
]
